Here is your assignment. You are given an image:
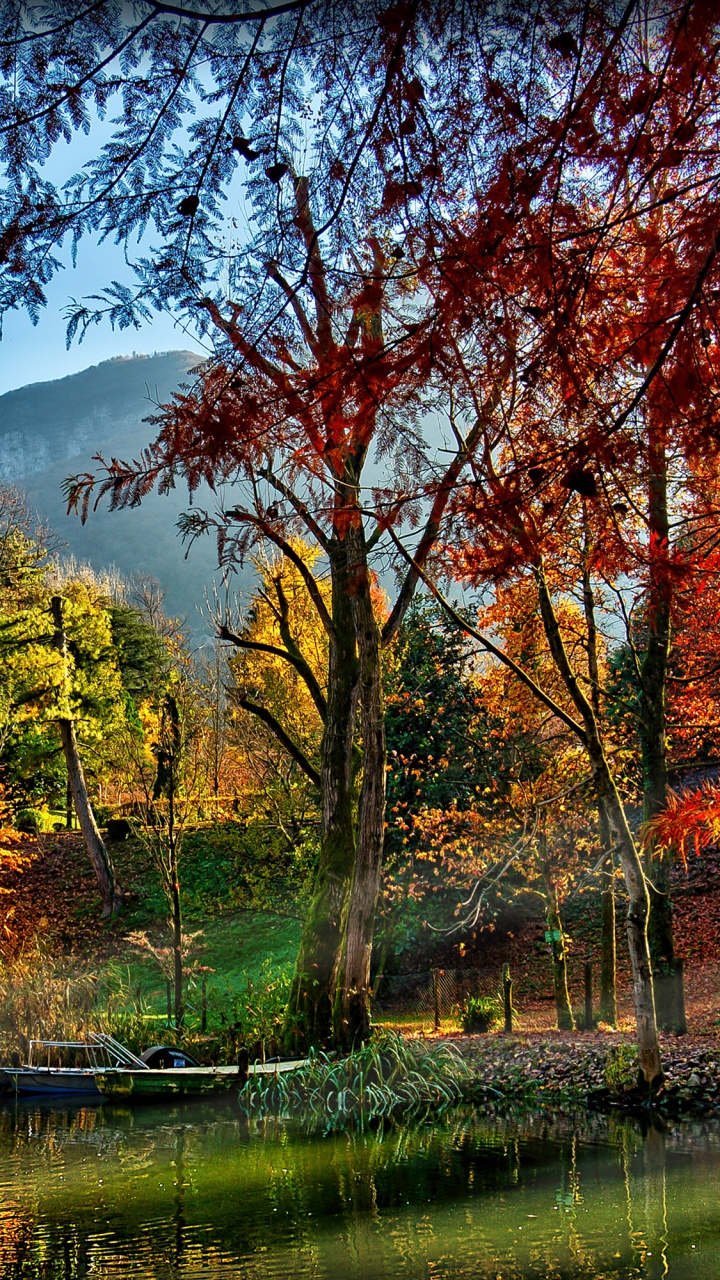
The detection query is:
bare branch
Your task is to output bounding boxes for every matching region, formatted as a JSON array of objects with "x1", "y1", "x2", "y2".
[
  {"x1": 383, "y1": 525, "x2": 587, "y2": 742},
  {"x1": 232, "y1": 691, "x2": 320, "y2": 786},
  {"x1": 218, "y1": 624, "x2": 327, "y2": 721},
  {"x1": 226, "y1": 505, "x2": 334, "y2": 637},
  {"x1": 381, "y1": 359, "x2": 512, "y2": 646}
]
